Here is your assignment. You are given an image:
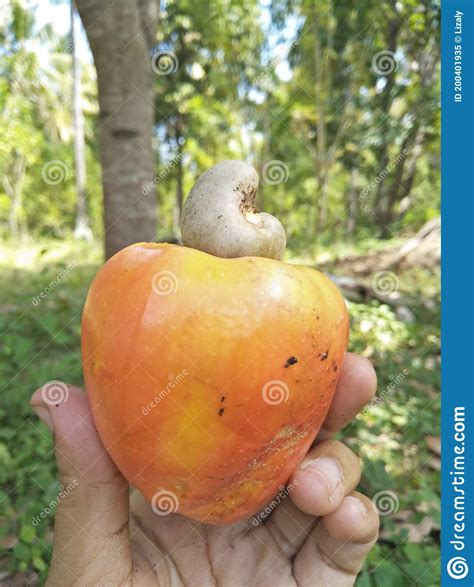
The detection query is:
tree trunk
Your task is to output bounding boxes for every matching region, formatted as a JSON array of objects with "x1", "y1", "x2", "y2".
[
  {"x1": 71, "y1": 1, "x2": 92, "y2": 242},
  {"x1": 3, "y1": 155, "x2": 26, "y2": 243},
  {"x1": 373, "y1": 18, "x2": 401, "y2": 229},
  {"x1": 311, "y1": 1, "x2": 349, "y2": 237},
  {"x1": 257, "y1": 97, "x2": 272, "y2": 211},
  {"x1": 398, "y1": 128, "x2": 425, "y2": 201},
  {"x1": 346, "y1": 168, "x2": 357, "y2": 239},
  {"x1": 312, "y1": 10, "x2": 328, "y2": 235},
  {"x1": 378, "y1": 126, "x2": 425, "y2": 237},
  {"x1": 376, "y1": 133, "x2": 411, "y2": 236},
  {"x1": 173, "y1": 126, "x2": 184, "y2": 237},
  {"x1": 75, "y1": 0, "x2": 159, "y2": 259}
]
